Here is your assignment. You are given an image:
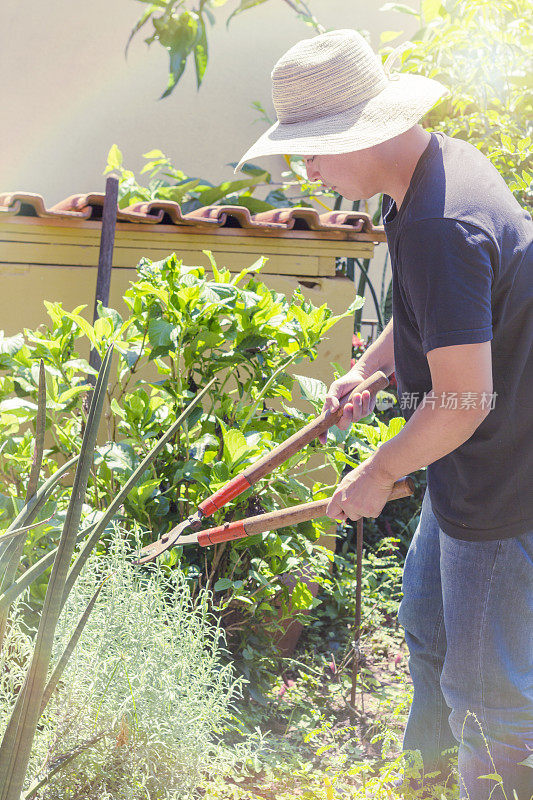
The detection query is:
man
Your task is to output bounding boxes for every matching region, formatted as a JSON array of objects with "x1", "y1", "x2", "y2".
[{"x1": 235, "y1": 29, "x2": 533, "y2": 800}]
